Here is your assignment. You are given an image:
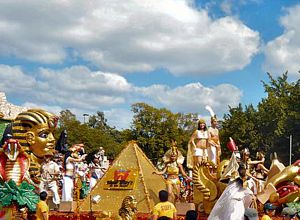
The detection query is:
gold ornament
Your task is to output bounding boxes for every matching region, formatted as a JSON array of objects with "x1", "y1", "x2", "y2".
[
  {"x1": 118, "y1": 195, "x2": 137, "y2": 220},
  {"x1": 12, "y1": 109, "x2": 58, "y2": 165}
]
